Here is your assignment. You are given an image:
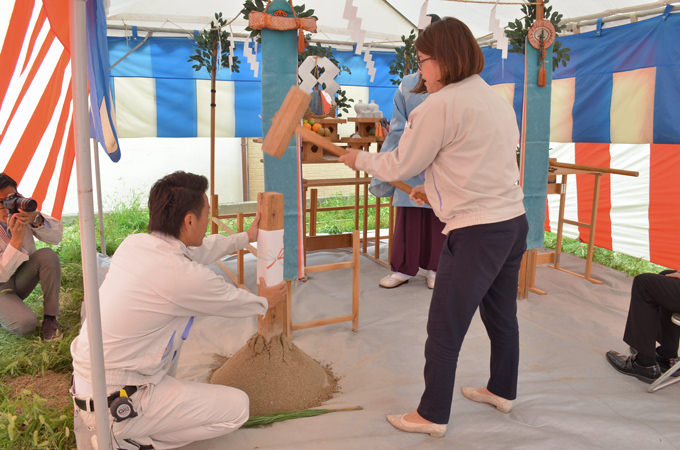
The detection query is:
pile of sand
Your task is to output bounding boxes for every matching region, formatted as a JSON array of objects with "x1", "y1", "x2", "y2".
[{"x1": 210, "y1": 333, "x2": 338, "y2": 416}]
